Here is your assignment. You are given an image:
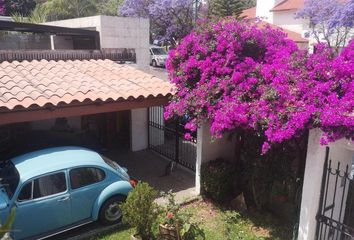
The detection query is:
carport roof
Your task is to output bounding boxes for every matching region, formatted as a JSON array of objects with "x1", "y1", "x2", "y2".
[{"x1": 0, "y1": 59, "x2": 172, "y2": 110}]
